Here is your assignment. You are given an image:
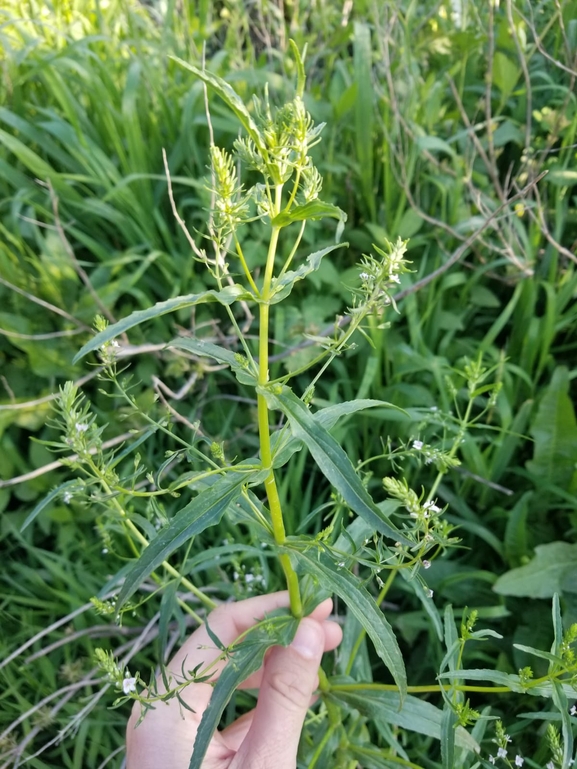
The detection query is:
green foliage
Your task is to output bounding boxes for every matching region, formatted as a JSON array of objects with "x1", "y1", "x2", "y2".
[{"x1": 1, "y1": 1, "x2": 577, "y2": 768}]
